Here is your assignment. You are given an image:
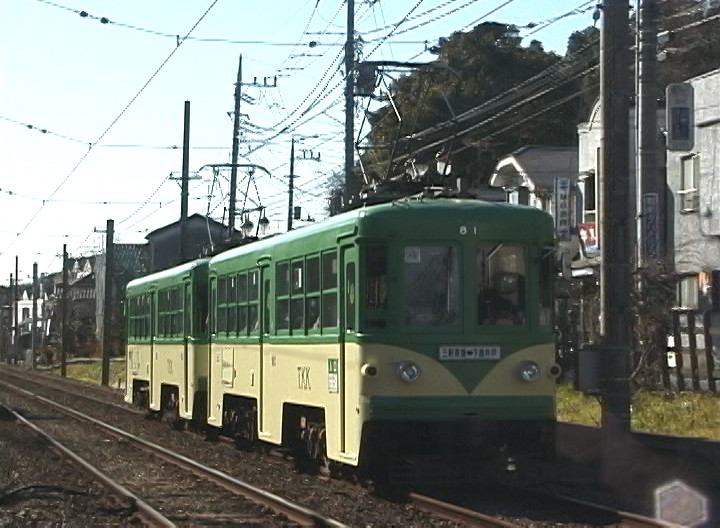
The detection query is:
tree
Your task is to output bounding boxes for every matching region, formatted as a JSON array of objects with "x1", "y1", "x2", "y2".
[{"x1": 358, "y1": 22, "x2": 583, "y2": 191}]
